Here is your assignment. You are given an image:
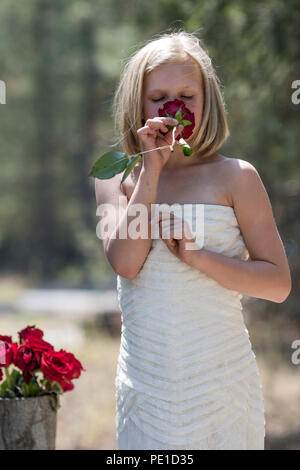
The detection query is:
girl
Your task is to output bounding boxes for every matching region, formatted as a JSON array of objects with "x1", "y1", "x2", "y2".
[{"x1": 94, "y1": 30, "x2": 291, "y2": 450}]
